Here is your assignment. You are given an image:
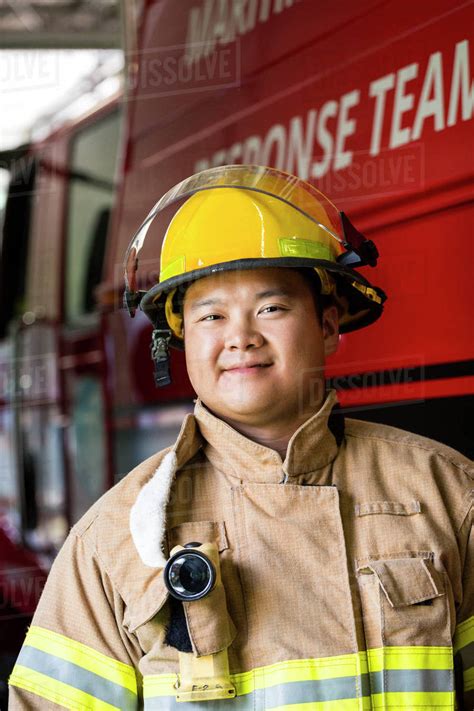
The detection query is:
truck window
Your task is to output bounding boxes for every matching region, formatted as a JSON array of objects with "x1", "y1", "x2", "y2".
[
  {"x1": 65, "y1": 110, "x2": 120, "y2": 324},
  {"x1": 0, "y1": 155, "x2": 36, "y2": 339}
]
